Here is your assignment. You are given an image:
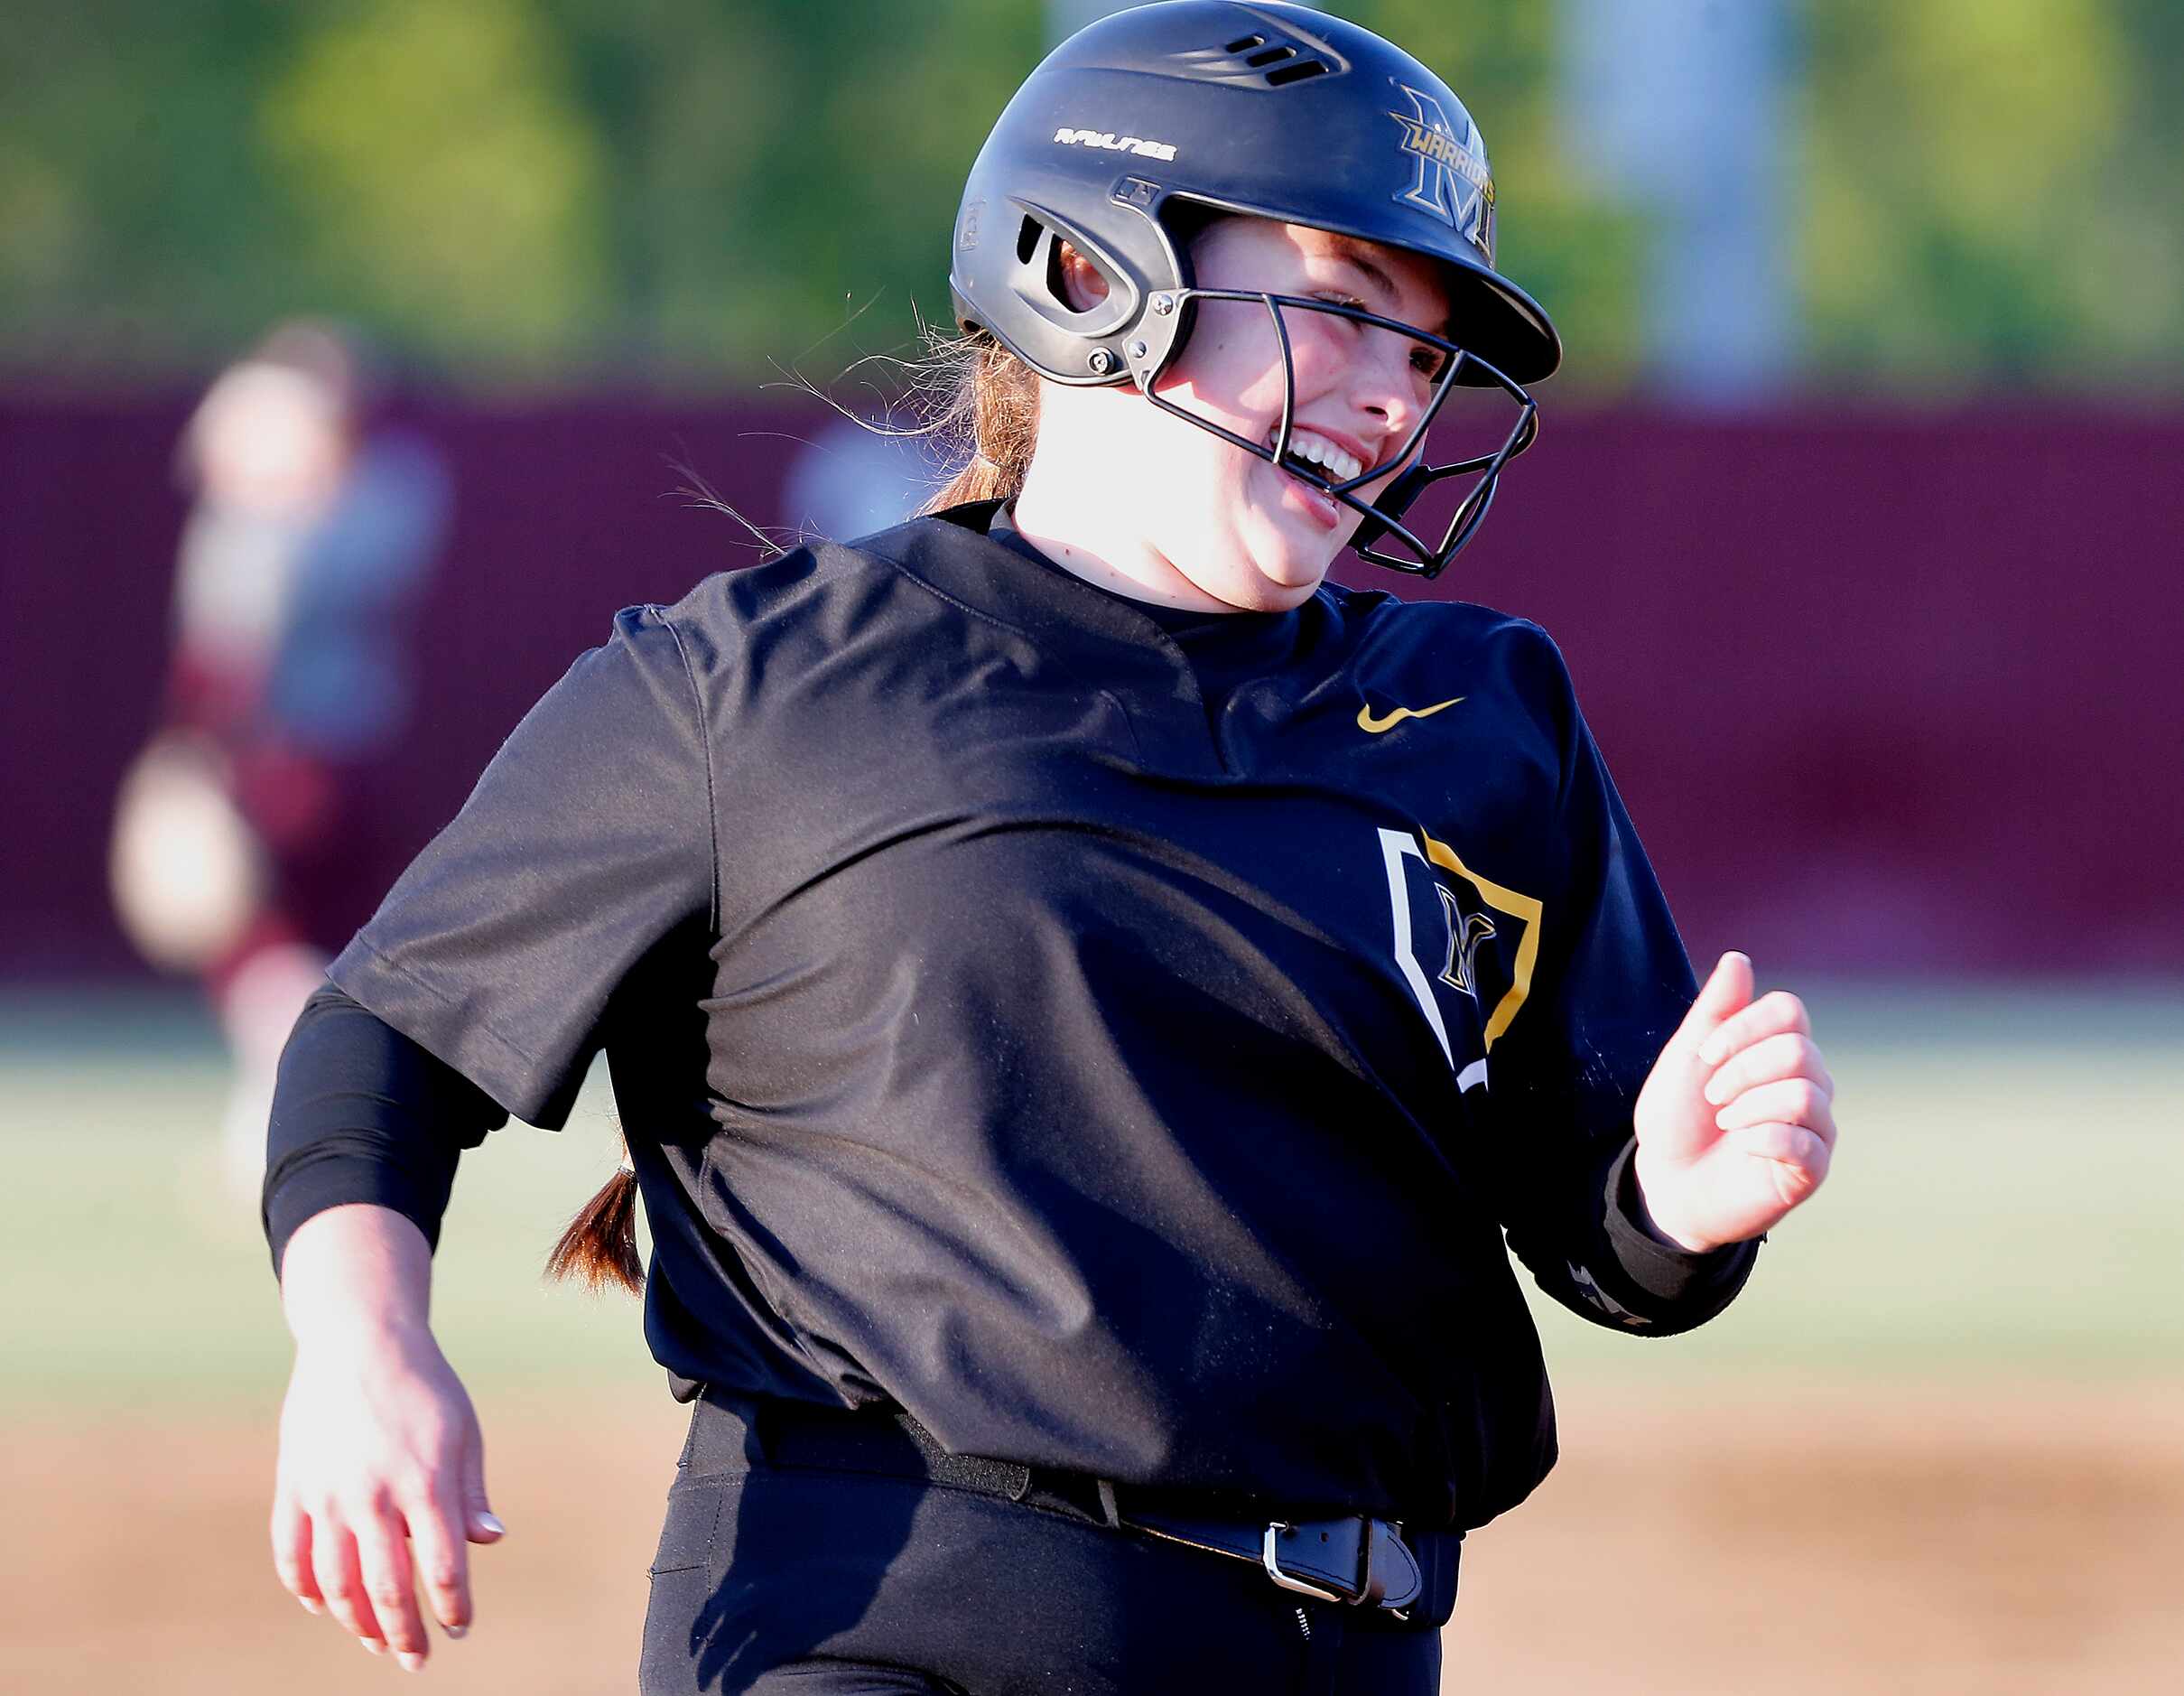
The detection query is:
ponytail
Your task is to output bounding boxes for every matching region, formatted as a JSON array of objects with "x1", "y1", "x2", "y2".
[{"x1": 545, "y1": 1139, "x2": 645, "y2": 1295}]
